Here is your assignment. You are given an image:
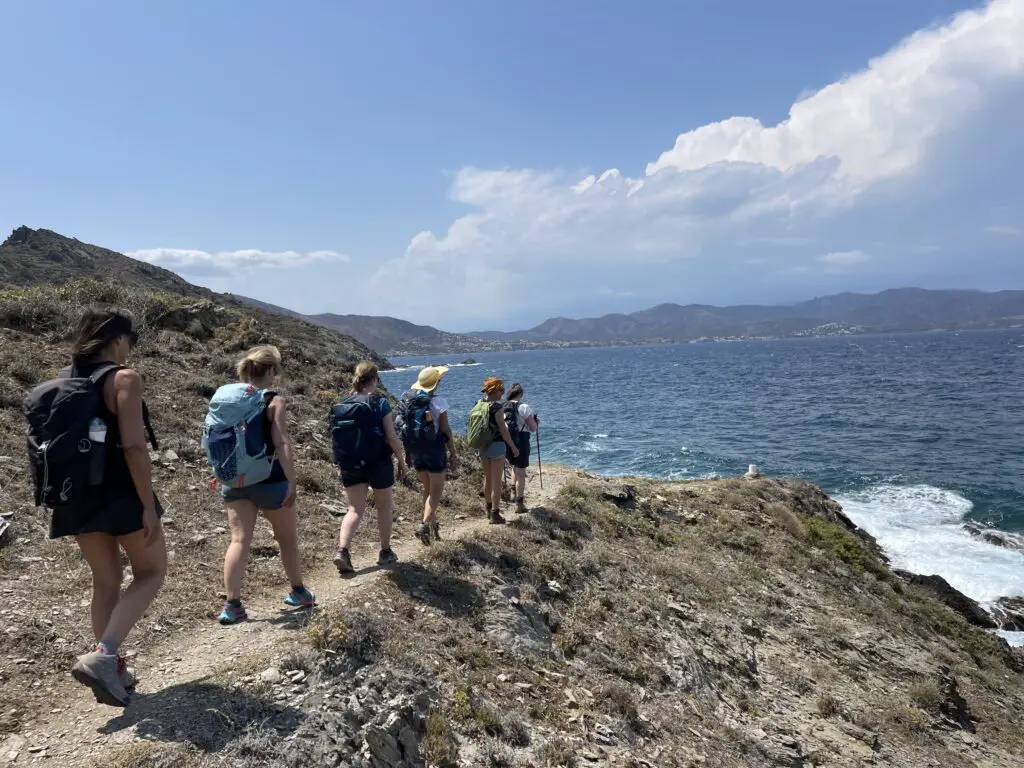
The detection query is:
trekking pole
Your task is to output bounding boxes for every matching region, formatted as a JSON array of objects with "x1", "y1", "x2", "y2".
[{"x1": 536, "y1": 427, "x2": 543, "y2": 490}]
